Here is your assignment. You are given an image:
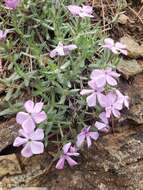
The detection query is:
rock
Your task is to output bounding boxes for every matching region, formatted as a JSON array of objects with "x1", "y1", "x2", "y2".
[
  {"x1": 0, "y1": 154, "x2": 21, "y2": 177},
  {"x1": 118, "y1": 14, "x2": 129, "y2": 24},
  {"x1": 1, "y1": 124, "x2": 143, "y2": 190},
  {"x1": 21, "y1": 125, "x2": 143, "y2": 190},
  {"x1": 0, "y1": 118, "x2": 19, "y2": 152},
  {"x1": 117, "y1": 59, "x2": 142, "y2": 79},
  {"x1": 126, "y1": 74, "x2": 143, "y2": 124},
  {"x1": 0, "y1": 152, "x2": 51, "y2": 189},
  {"x1": 137, "y1": 59, "x2": 143, "y2": 69},
  {"x1": 120, "y1": 36, "x2": 143, "y2": 58}
]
